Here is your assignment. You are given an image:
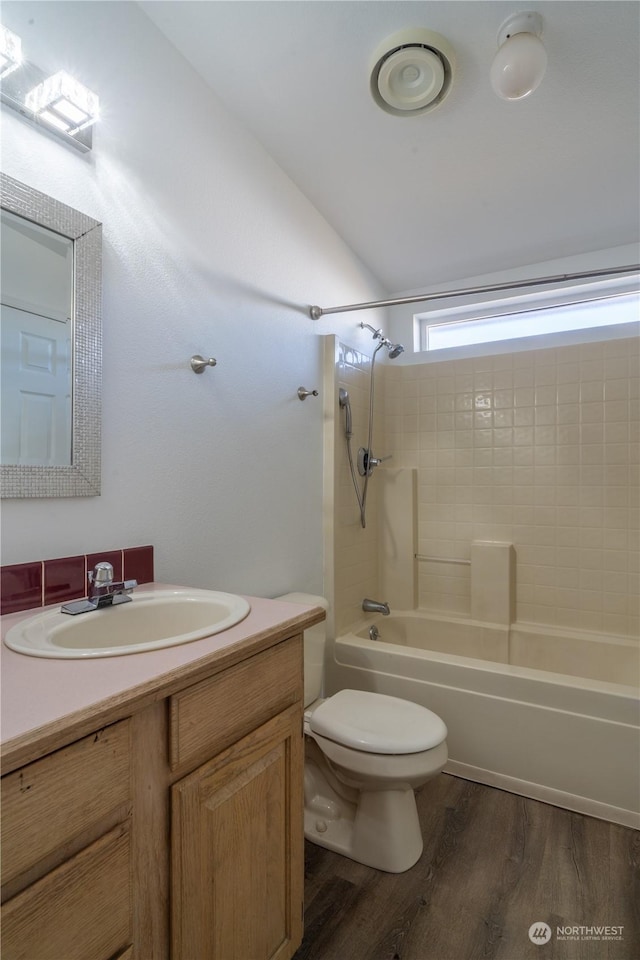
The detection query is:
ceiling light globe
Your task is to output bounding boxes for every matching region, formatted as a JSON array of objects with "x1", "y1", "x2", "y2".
[{"x1": 490, "y1": 31, "x2": 547, "y2": 100}]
